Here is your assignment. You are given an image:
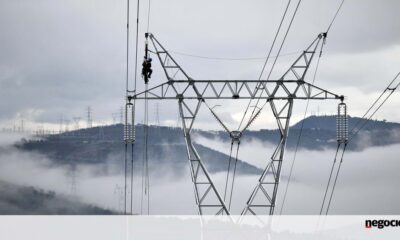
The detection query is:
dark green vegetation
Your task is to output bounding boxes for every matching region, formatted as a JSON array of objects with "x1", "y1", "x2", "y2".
[
  {"x1": 15, "y1": 116, "x2": 400, "y2": 173},
  {"x1": 16, "y1": 125, "x2": 263, "y2": 175},
  {"x1": 0, "y1": 180, "x2": 114, "y2": 215}
]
